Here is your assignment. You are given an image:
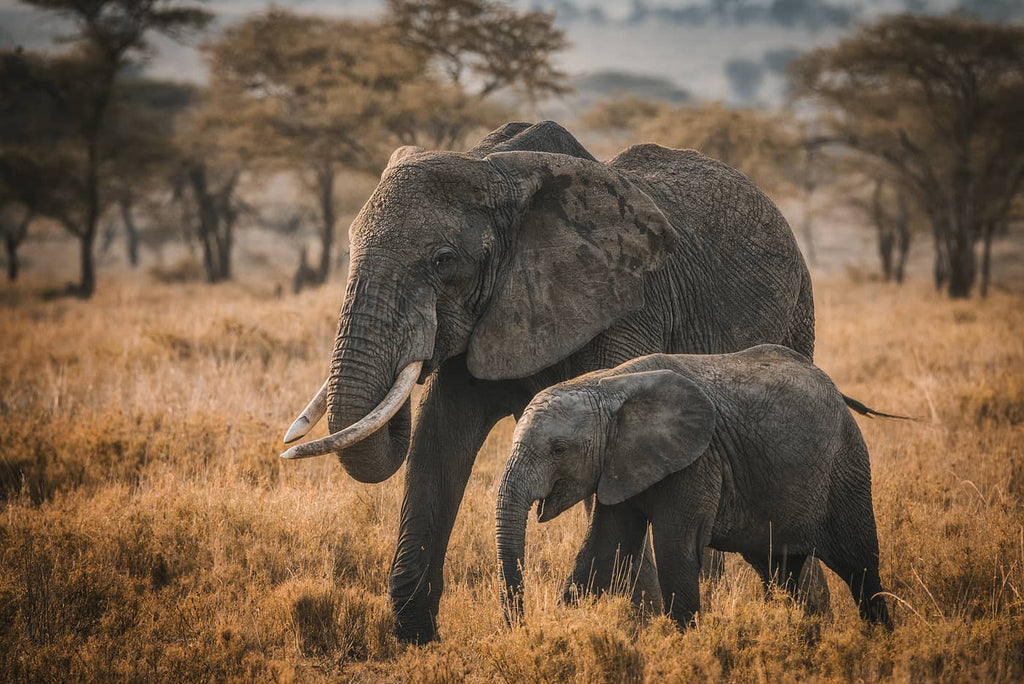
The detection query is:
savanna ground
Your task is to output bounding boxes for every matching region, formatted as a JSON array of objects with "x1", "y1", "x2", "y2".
[{"x1": 1, "y1": 224, "x2": 1023, "y2": 681}]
